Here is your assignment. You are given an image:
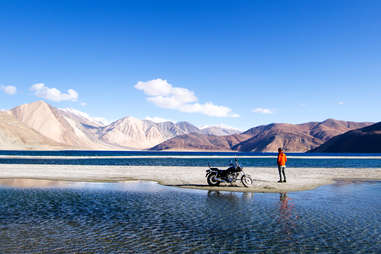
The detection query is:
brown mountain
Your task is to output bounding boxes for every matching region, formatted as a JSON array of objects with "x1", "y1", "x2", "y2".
[
  {"x1": 151, "y1": 133, "x2": 251, "y2": 151},
  {"x1": 151, "y1": 119, "x2": 372, "y2": 152},
  {"x1": 309, "y1": 122, "x2": 381, "y2": 153},
  {"x1": 234, "y1": 119, "x2": 372, "y2": 152}
]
